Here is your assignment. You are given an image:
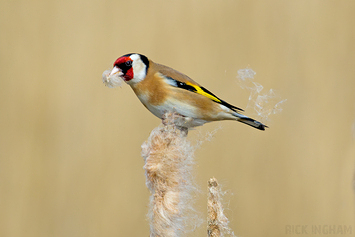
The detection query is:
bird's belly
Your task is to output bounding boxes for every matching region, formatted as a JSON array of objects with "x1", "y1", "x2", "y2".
[
  {"x1": 145, "y1": 99, "x2": 198, "y2": 118},
  {"x1": 136, "y1": 93, "x2": 164, "y2": 118},
  {"x1": 137, "y1": 94, "x2": 208, "y2": 126}
]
